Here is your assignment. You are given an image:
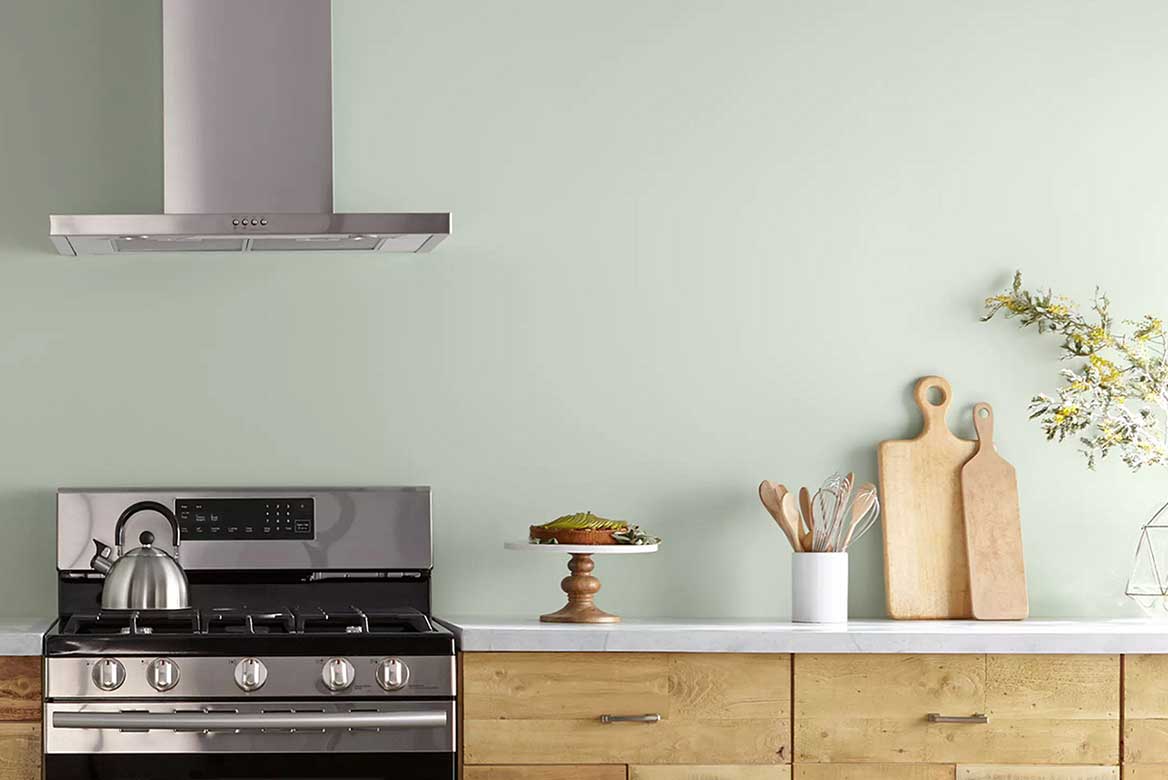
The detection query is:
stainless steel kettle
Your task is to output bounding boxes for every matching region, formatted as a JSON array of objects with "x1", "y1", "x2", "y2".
[{"x1": 90, "y1": 500, "x2": 190, "y2": 610}]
